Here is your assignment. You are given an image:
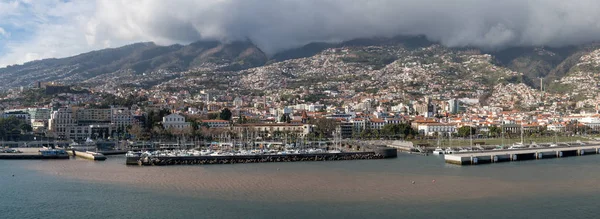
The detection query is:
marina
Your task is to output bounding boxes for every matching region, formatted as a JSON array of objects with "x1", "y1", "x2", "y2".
[{"x1": 445, "y1": 143, "x2": 600, "y2": 165}]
